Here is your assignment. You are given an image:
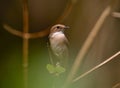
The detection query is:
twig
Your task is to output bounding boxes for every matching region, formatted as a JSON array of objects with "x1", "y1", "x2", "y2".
[
  {"x1": 3, "y1": 23, "x2": 49, "y2": 39},
  {"x1": 3, "y1": 24, "x2": 23, "y2": 37},
  {"x1": 47, "y1": 42, "x2": 54, "y2": 65},
  {"x1": 27, "y1": 28, "x2": 49, "y2": 39},
  {"x1": 112, "y1": 82, "x2": 120, "y2": 88},
  {"x1": 73, "y1": 51, "x2": 120, "y2": 82},
  {"x1": 63, "y1": 5, "x2": 112, "y2": 88},
  {"x1": 56, "y1": 0, "x2": 76, "y2": 23},
  {"x1": 22, "y1": 0, "x2": 29, "y2": 88},
  {"x1": 112, "y1": 12, "x2": 120, "y2": 18}
]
